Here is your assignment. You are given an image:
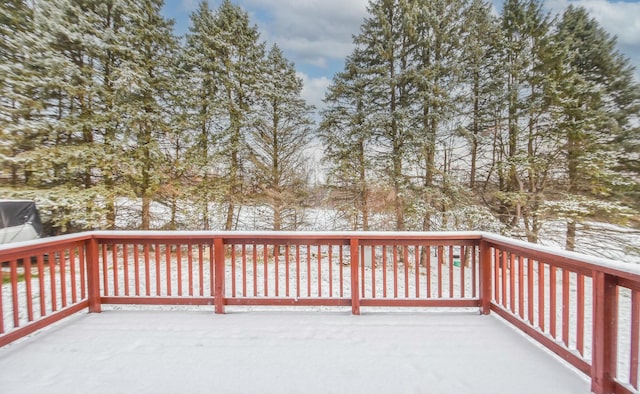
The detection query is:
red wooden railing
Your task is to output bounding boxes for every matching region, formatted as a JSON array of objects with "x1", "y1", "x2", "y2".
[{"x1": 1, "y1": 231, "x2": 639, "y2": 394}]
